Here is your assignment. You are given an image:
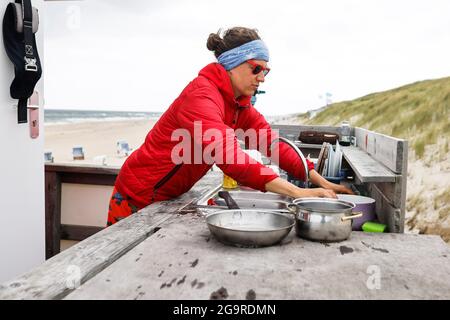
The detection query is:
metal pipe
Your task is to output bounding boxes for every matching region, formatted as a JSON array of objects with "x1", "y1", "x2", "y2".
[{"x1": 270, "y1": 136, "x2": 309, "y2": 188}]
